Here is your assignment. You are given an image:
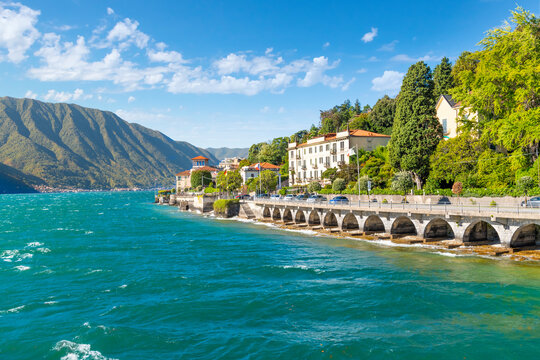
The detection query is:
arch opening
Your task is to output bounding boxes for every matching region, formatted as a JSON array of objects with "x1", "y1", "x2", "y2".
[
  {"x1": 510, "y1": 224, "x2": 540, "y2": 248},
  {"x1": 282, "y1": 209, "x2": 293, "y2": 222},
  {"x1": 308, "y1": 210, "x2": 321, "y2": 226},
  {"x1": 323, "y1": 212, "x2": 339, "y2": 228},
  {"x1": 463, "y1": 221, "x2": 500, "y2": 244},
  {"x1": 363, "y1": 215, "x2": 385, "y2": 233},
  {"x1": 295, "y1": 210, "x2": 306, "y2": 224},
  {"x1": 424, "y1": 218, "x2": 455, "y2": 240},
  {"x1": 342, "y1": 213, "x2": 359, "y2": 230},
  {"x1": 262, "y1": 207, "x2": 271, "y2": 218},
  {"x1": 272, "y1": 208, "x2": 281, "y2": 221},
  {"x1": 391, "y1": 216, "x2": 417, "y2": 235}
]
